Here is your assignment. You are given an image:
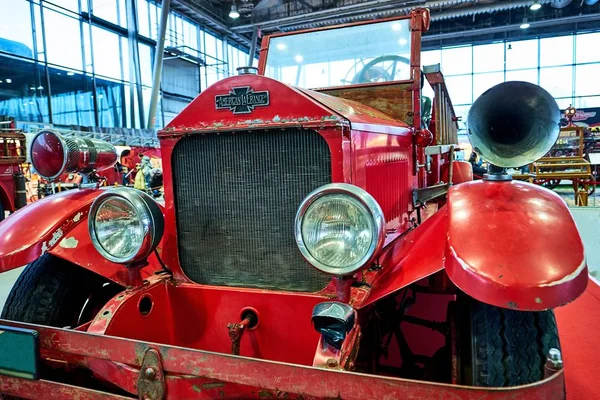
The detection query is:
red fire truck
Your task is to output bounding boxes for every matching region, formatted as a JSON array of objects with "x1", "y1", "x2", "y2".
[
  {"x1": 0, "y1": 8, "x2": 586, "y2": 399},
  {"x1": 0, "y1": 119, "x2": 27, "y2": 222}
]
